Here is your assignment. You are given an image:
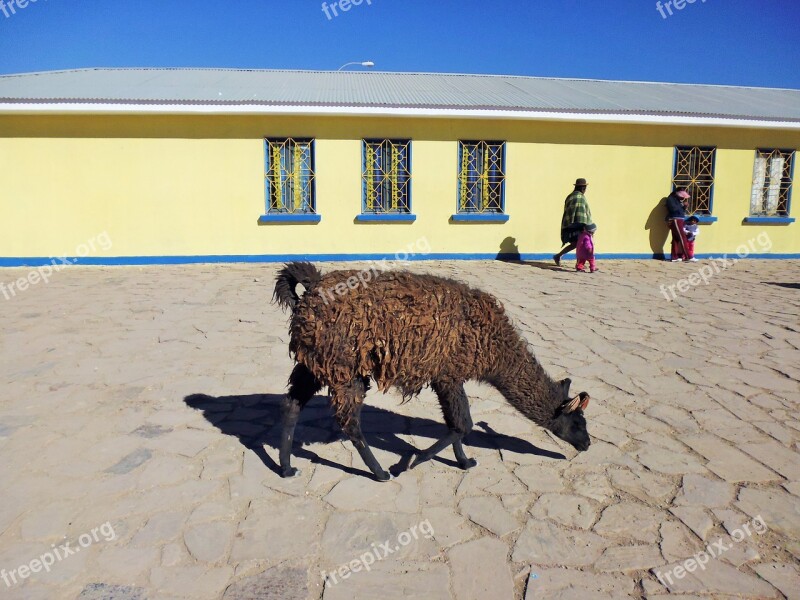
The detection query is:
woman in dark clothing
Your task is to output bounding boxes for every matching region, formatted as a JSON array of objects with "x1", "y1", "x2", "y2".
[{"x1": 666, "y1": 188, "x2": 691, "y2": 262}]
